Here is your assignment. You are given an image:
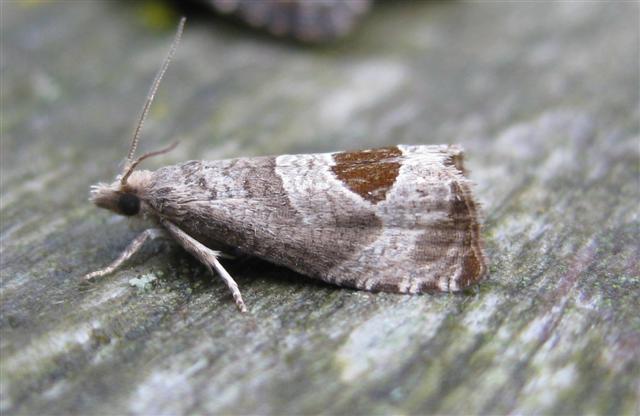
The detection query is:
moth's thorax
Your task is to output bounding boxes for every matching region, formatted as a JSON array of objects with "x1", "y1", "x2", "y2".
[{"x1": 90, "y1": 169, "x2": 153, "y2": 216}]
